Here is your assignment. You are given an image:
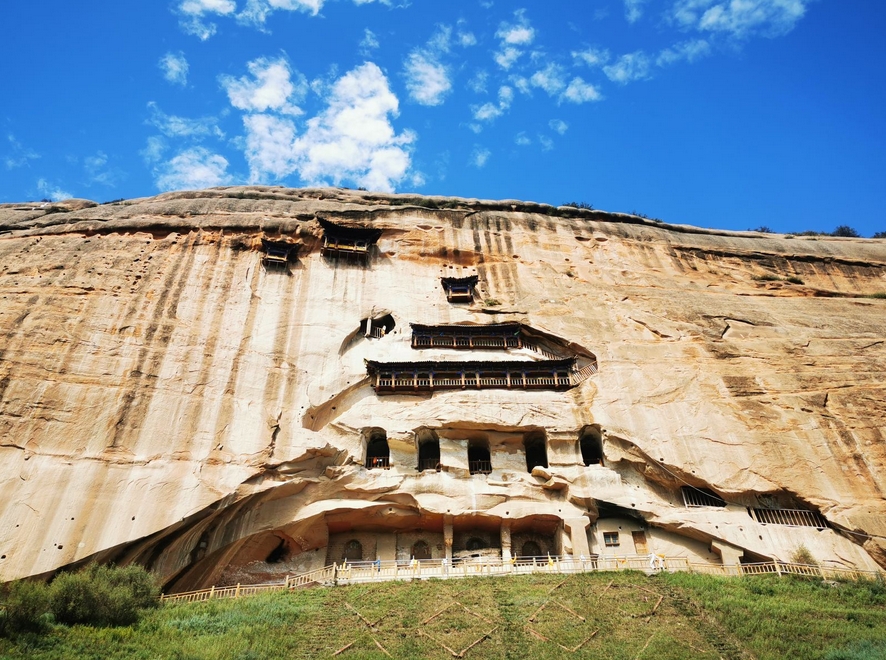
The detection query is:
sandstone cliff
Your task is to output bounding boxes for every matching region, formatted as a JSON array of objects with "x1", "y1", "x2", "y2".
[{"x1": 0, "y1": 187, "x2": 884, "y2": 591}]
